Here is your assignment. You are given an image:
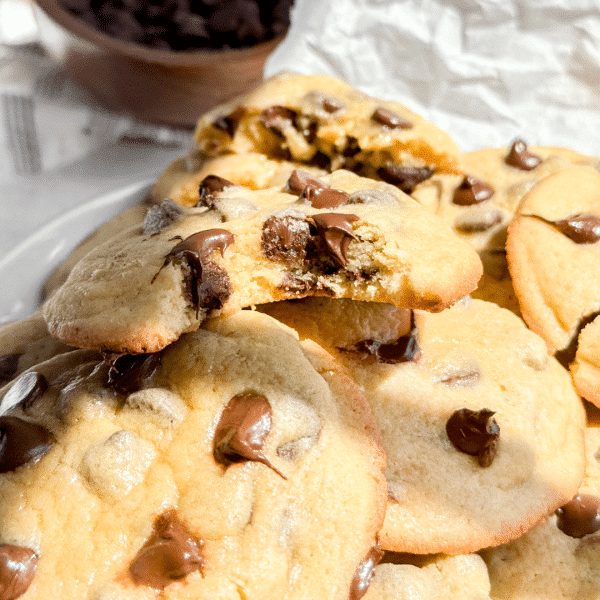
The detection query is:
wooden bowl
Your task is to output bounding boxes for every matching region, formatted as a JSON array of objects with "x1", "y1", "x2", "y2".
[{"x1": 33, "y1": 0, "x2": 283, "y2": 128}]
